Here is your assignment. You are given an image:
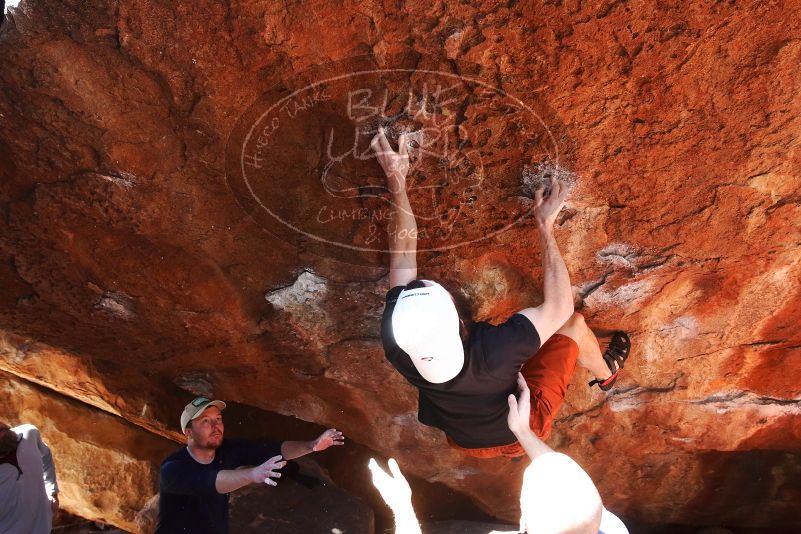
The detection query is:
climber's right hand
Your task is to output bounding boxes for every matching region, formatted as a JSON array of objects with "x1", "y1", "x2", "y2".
[{"x1": 532, "y1": 176, "x2": 570, "y2": 232}]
